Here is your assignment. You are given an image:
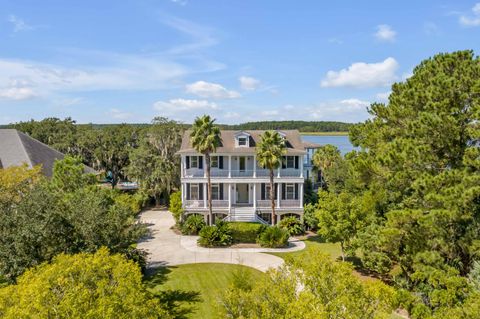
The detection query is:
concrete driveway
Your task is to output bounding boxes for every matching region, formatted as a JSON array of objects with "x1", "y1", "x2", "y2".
[{"x1": 137, "y1": 210, "x2": 286, "y2": 272}]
